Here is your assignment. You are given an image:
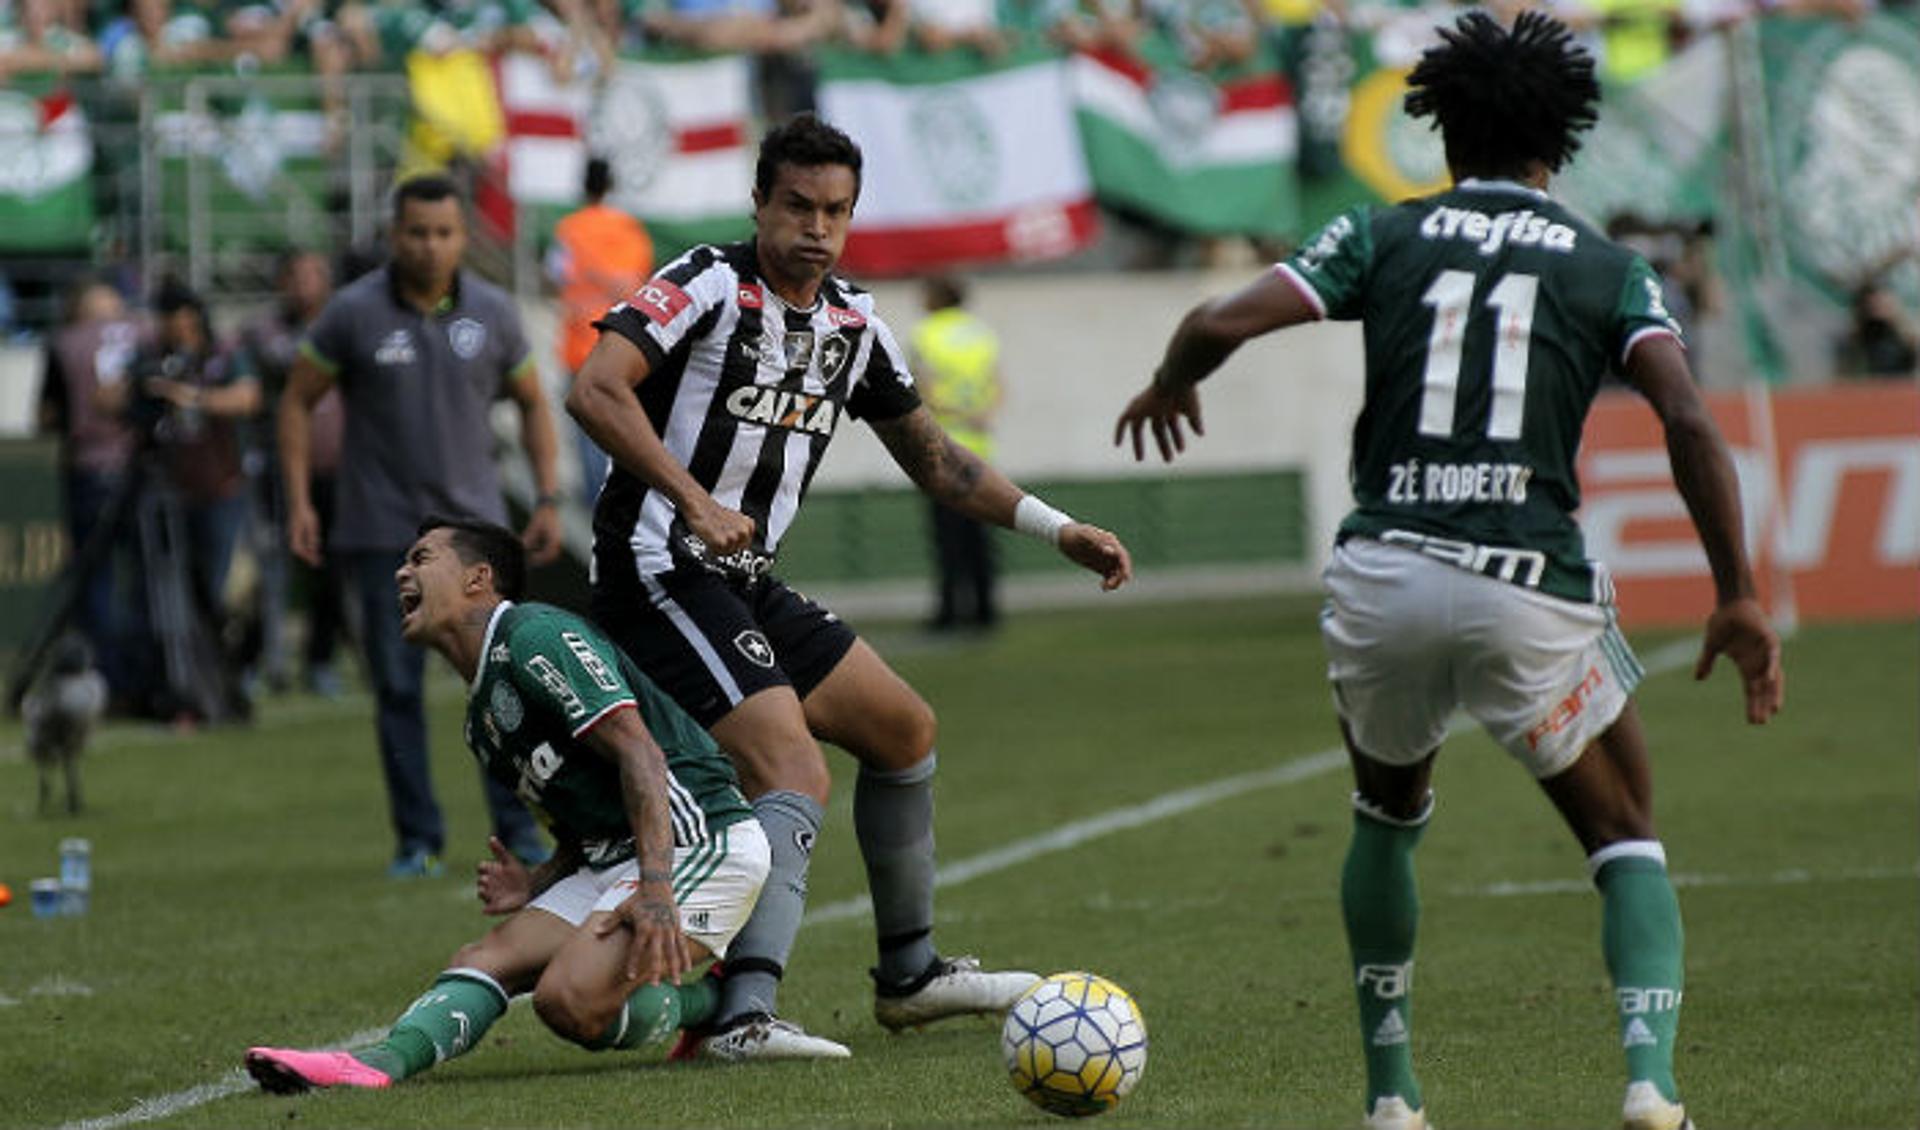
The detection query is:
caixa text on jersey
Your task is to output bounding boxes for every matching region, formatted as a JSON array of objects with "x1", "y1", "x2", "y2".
[{"x1": 726, "y1": 386, "x2": 840, "y2": 435}]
